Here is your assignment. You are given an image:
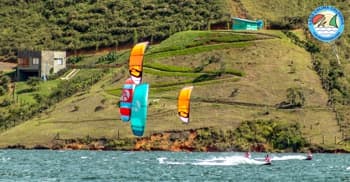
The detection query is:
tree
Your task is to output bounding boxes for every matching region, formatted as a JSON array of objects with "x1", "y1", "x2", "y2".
[
  {"x1": 0, "y1": 75, "x2": 10, "y2": 88},
  {"x1": 286, "y1": 87, "x2": 305, "y2": 107},
  {"x1": 0, "y1": 75, "x2": 10, "y2": 96},
  {"x1": 0, "y1": 87, "x2": 6, "y2": 96},
  {"x1": 26, "y1": 77, "x2": 41, "y2": 91}
]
